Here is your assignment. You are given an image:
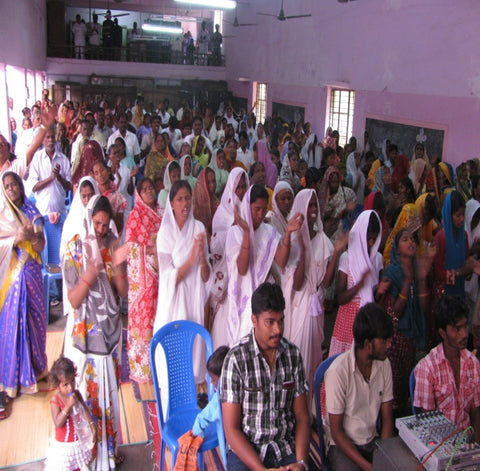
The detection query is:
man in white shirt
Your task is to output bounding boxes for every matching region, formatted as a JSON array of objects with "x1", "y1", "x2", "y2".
[
  {"x1": 198, "y1": 21, "x2": 210, "y2": 65},
  {"x1": 95, "y1": 107, "x2": 113, "y2": 144},
  {"x1": 157, "y1": 102, "x2": 171, "y2": 128},
  {"x1": 107, "y1": 113, "x2": 141, "y2": 163},
  {"x1": 324, "y1": 303, "x2": 394, "y2": 471},
  {"x1": 164, "y1": 116, "x2": 182, "y2": 151},
  {"x1": 176, "y1": 98, "x2": 188, "y2": 122},
  {"x1": 72, "y1": 14, "x2": 87, "y2": 59},
  {"x1": 236, "y1": 131, "x2": 255, "y2": 172},
  {"x1": 225, "y1": 106, "x2": 238, "y2": 132},
  {"x1": 28, "y1": 127, "x2": 71, "y2": 216},
  {"x1": 70, "y1": 119, "x2": 105, "y2": 164}
]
